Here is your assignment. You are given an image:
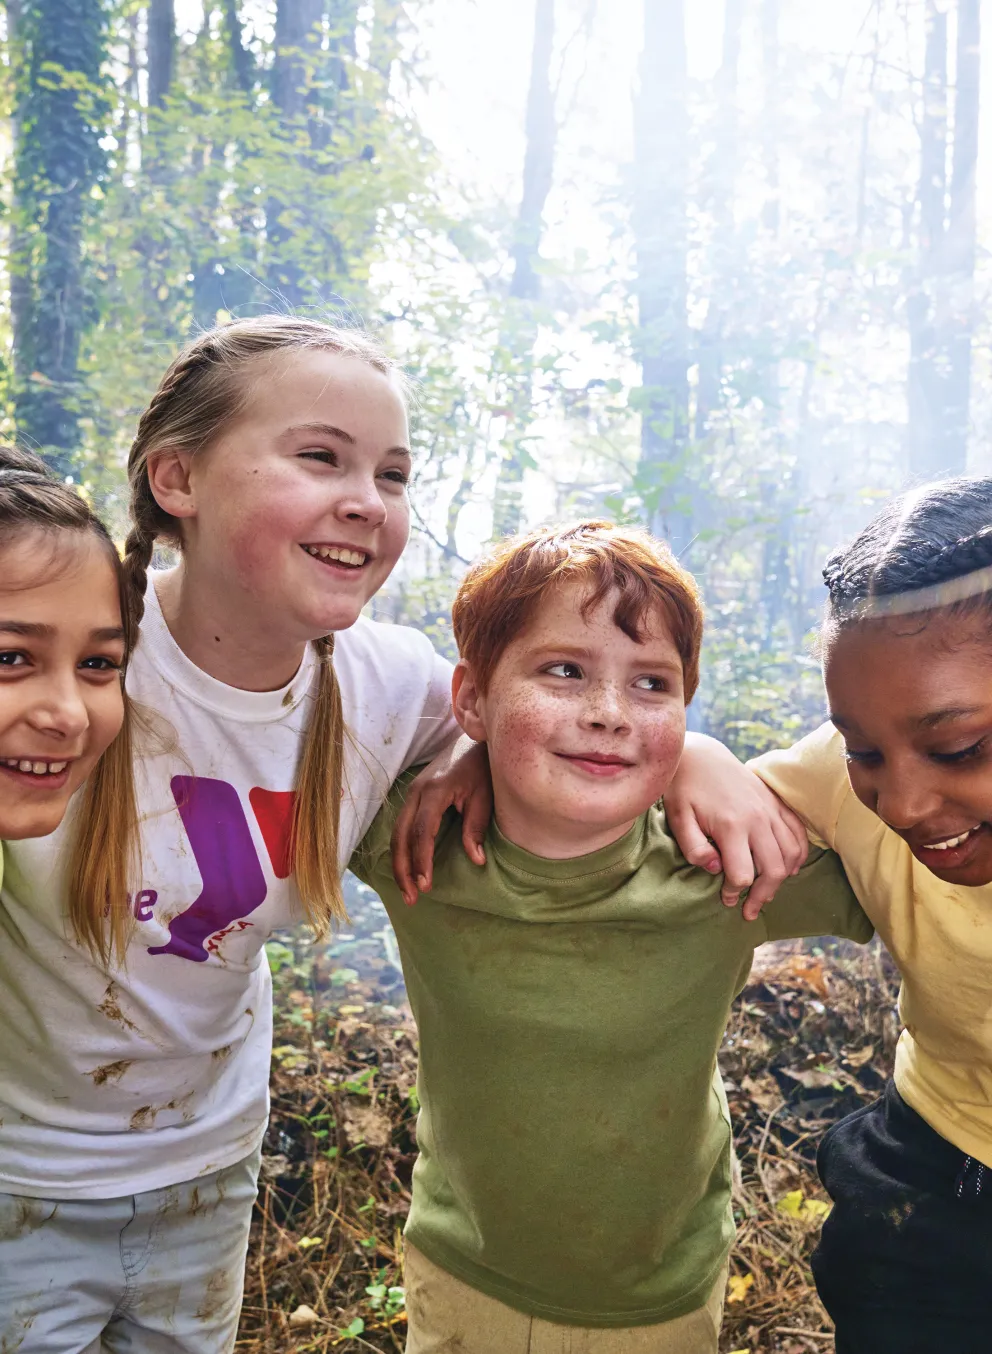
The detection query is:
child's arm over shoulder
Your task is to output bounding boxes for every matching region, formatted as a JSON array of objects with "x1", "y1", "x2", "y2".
[
  {"x1": 757, "y1": 843, "x2": 873, "y2": 946},
  {"x1": 749, "y1": 723, "x2": 851, "y2": 853},
  {"x1": 350, "y1": 768, "x2": 423, "y2": 897}
]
